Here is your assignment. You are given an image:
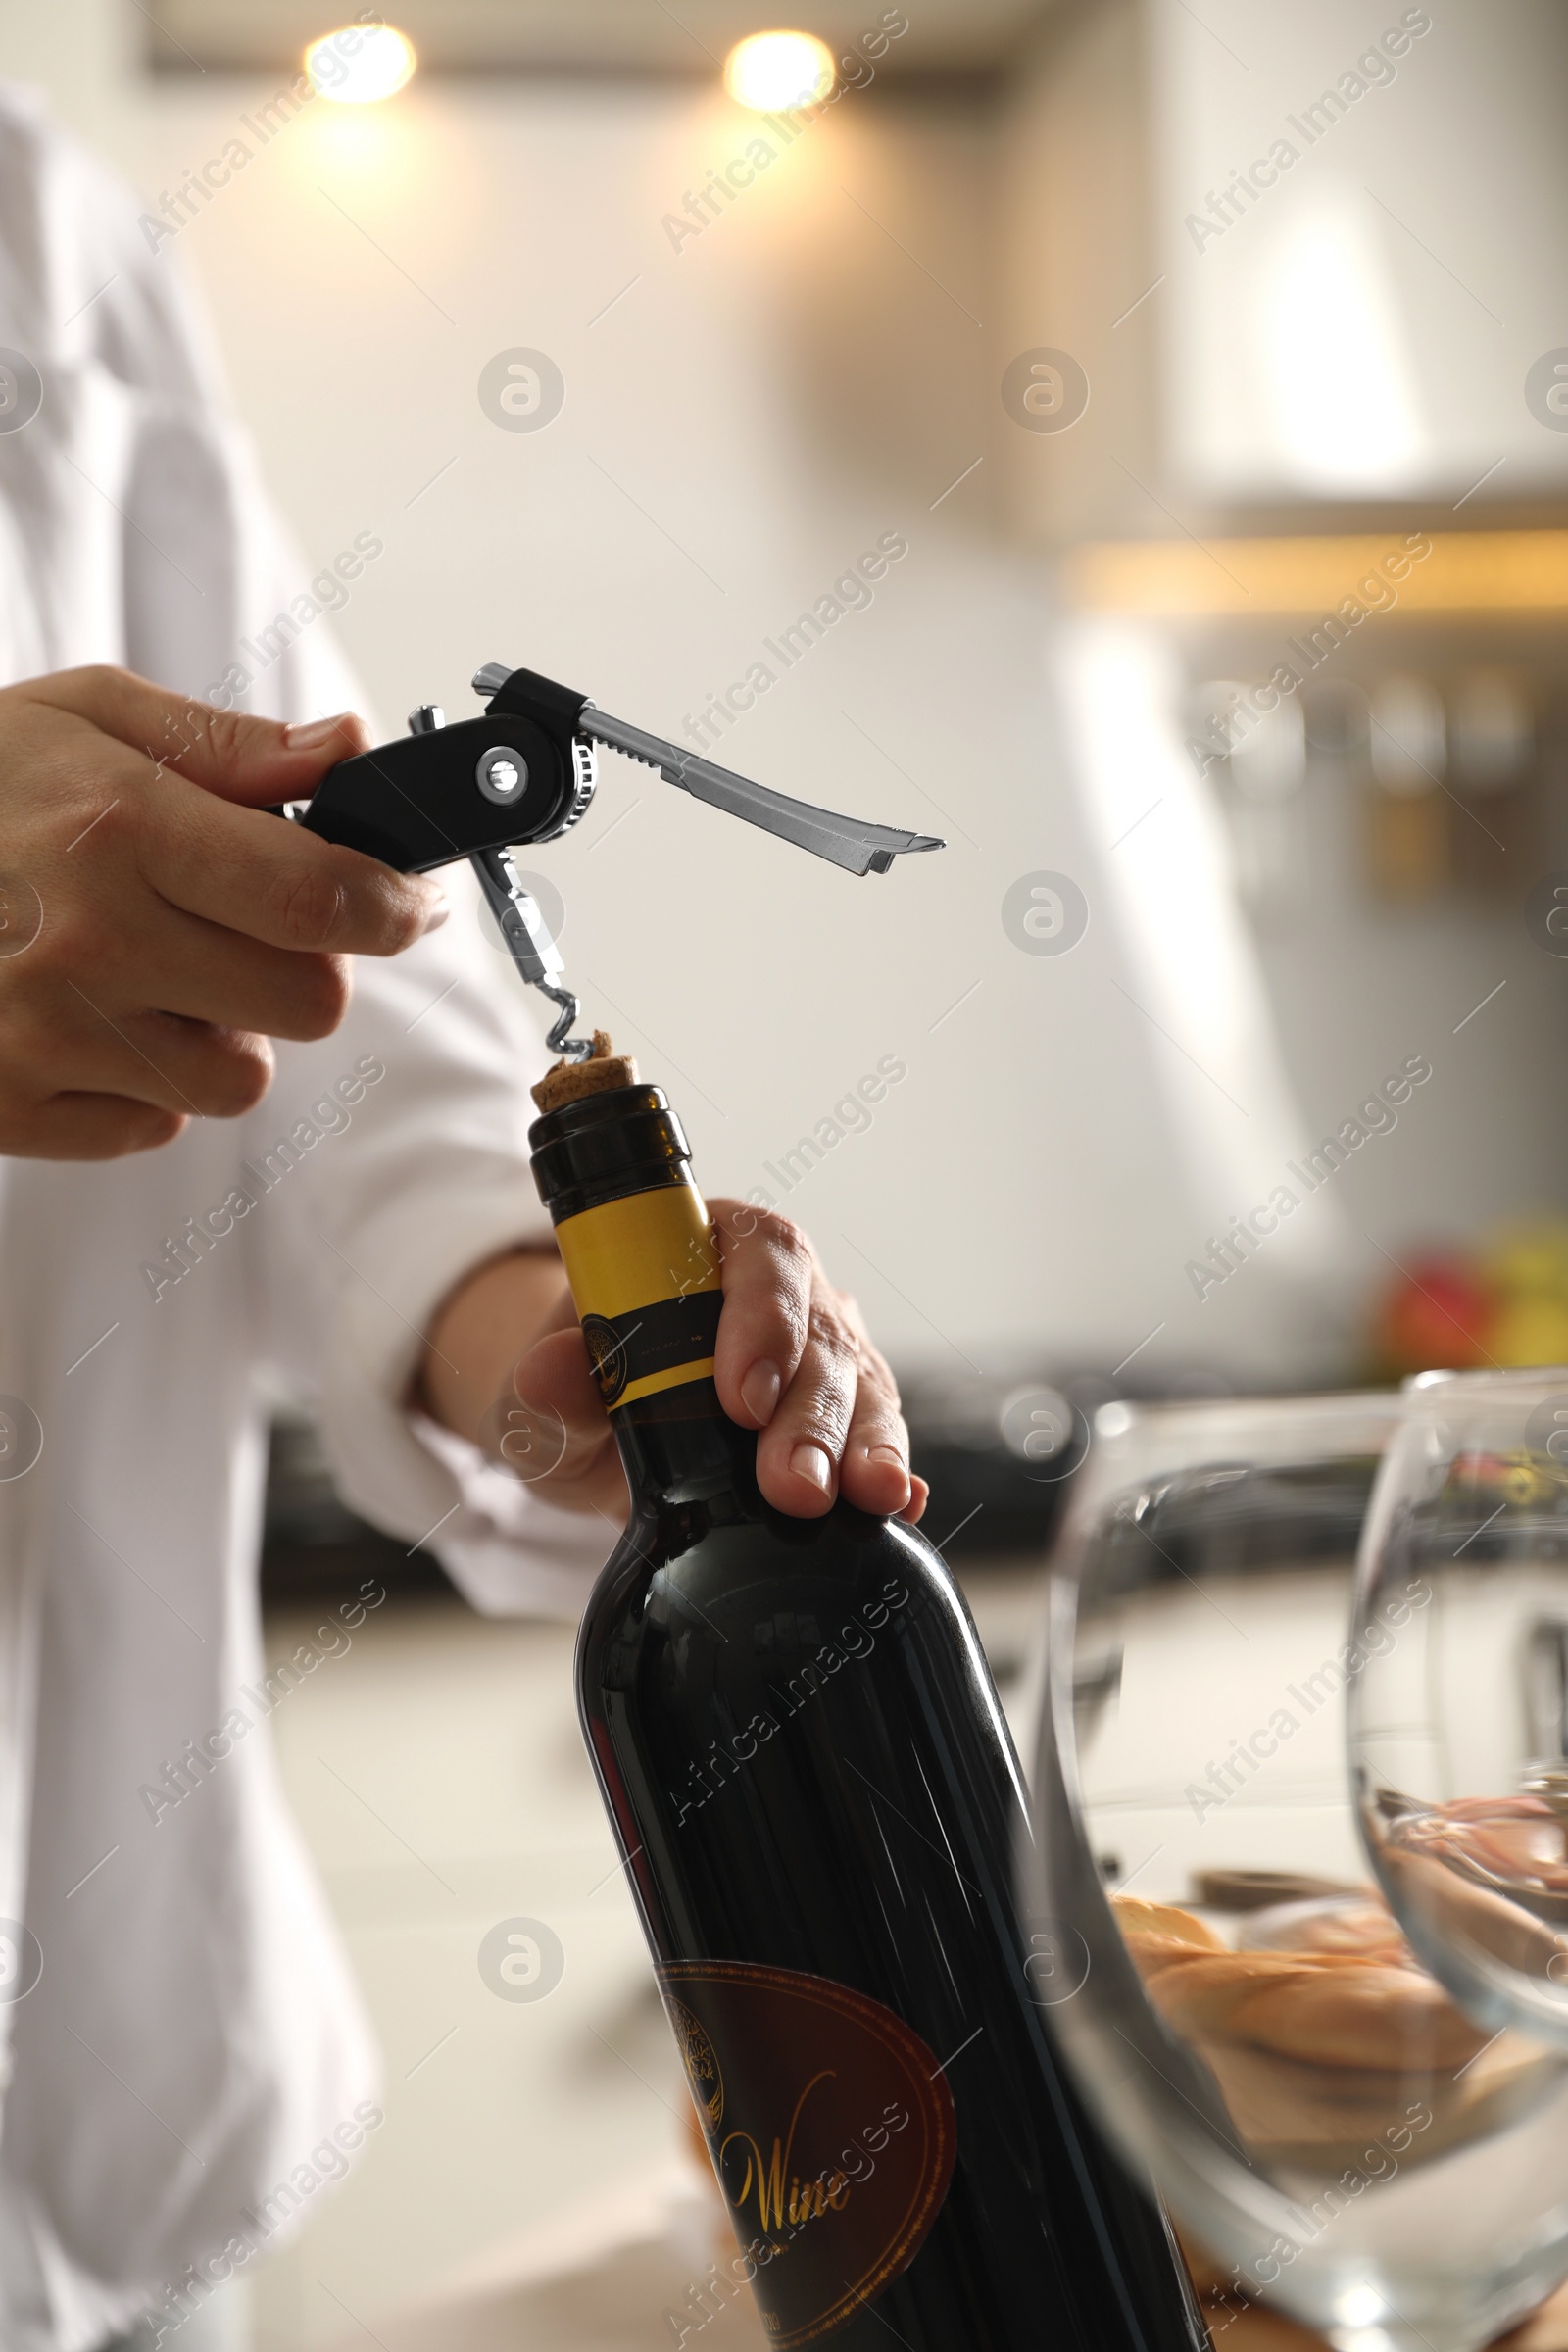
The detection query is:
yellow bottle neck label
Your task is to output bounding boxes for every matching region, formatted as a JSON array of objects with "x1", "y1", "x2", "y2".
[{"x1": 554, "y1": 1178, "x2": 721, "y2": 1409}]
